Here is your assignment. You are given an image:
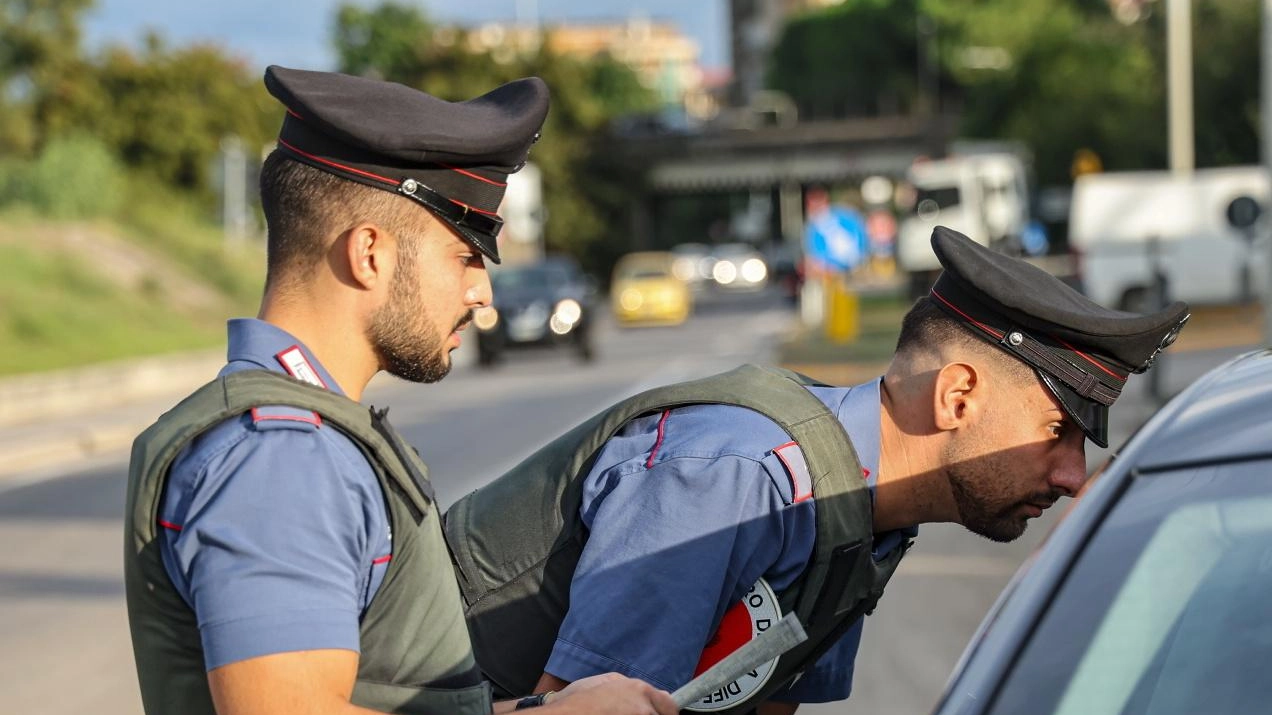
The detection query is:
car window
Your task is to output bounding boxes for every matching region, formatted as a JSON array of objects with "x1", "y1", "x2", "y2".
[
  {"x1": 615, "y1": 257, "x2": 673, "y2": 280},
  {"x1": 988, "y1": 458, "x2": 1272, "y2": 715},
  {"x1": 492, "y1": 263, "x2": 573, "y2": 290}
]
